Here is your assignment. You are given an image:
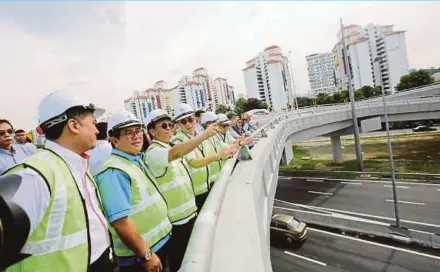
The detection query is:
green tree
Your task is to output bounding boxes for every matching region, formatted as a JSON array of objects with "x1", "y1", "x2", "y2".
[
  {"x1": 297, "y1": 97, "x2": 312, "y2": 107},
  {"x1": 215, "y1": 104, "x2": 229, "y2": 114},
  {"x1": 357, "y1": 86, "x2": 375, "y2": 99},
  {"x1": 332, "y1": 92, "x2": 343, "y2": 104},
  {"x1": 243, "y1": 98, "x2": 267, "y2": 112},
  {"x1": 315, "y1": 93, "x2": 330, "y2": 105},
  {"x1": 397, "y1": 69, "x2": 435, "y2": 91},
  {"x1": 234, "y1": 97, "x2": 246, "y2": 115},
  {"x1": 354, "y1": 89, "x2": 364, "y2": 100}
]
